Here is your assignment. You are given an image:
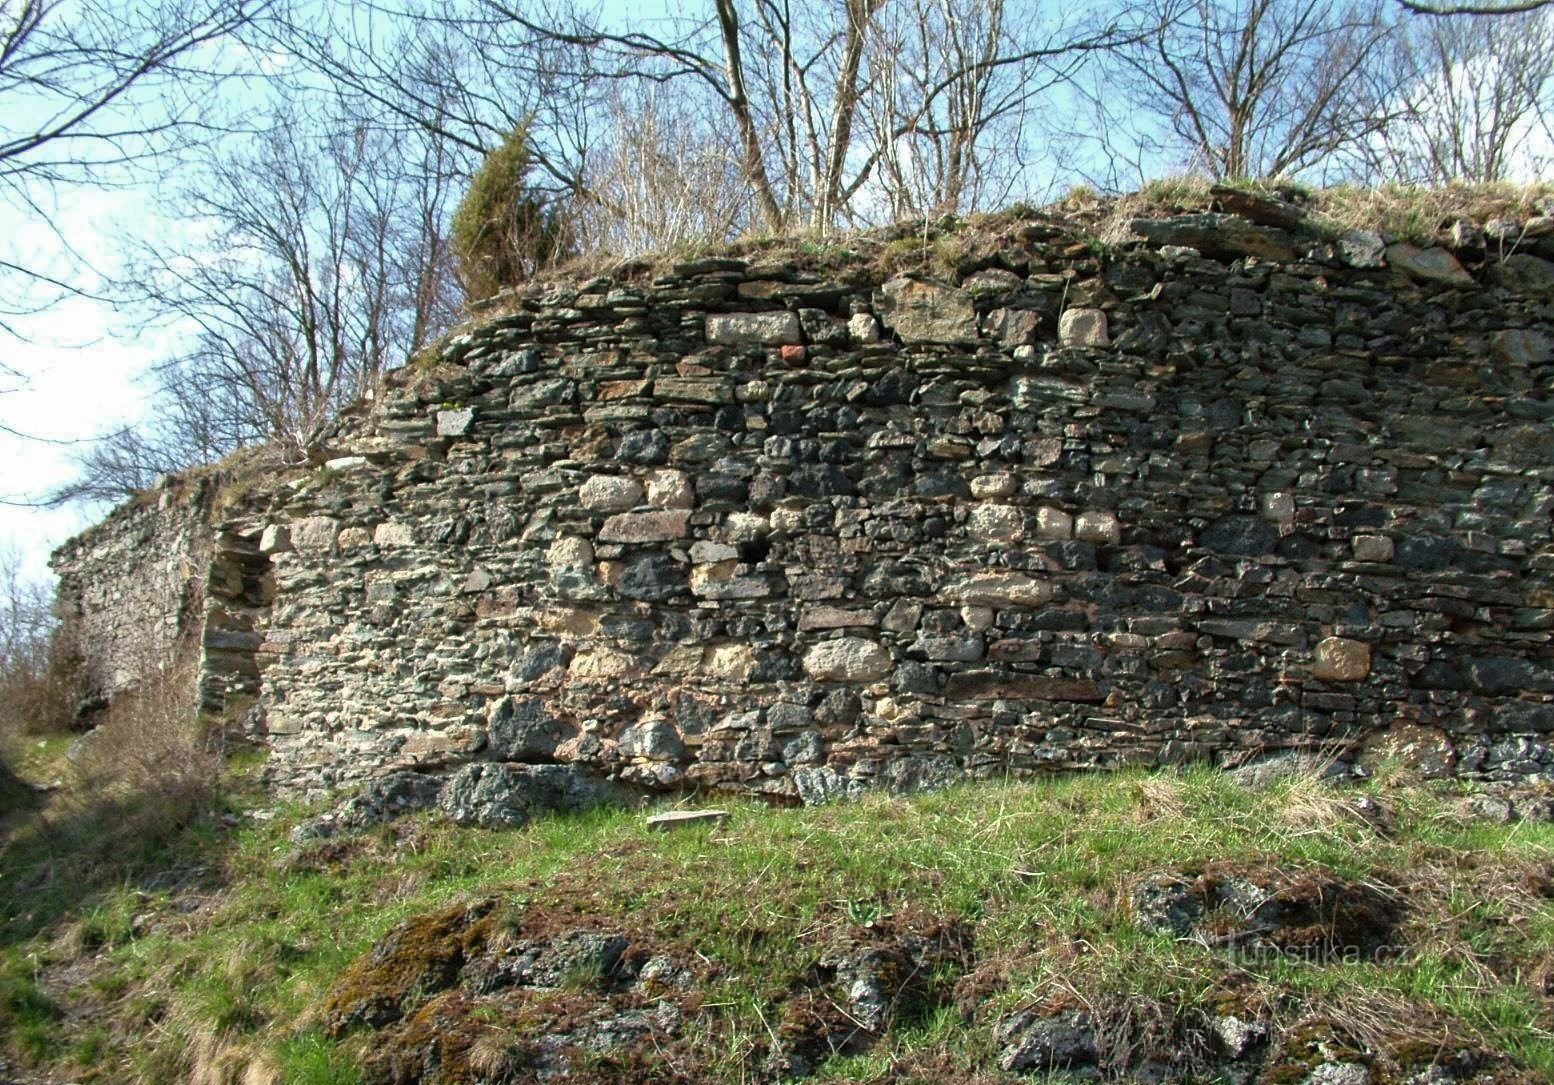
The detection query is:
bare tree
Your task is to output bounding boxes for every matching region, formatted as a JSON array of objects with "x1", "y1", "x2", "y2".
[
  {"x1": 861, "y1": 0, "x2": 1107, "y2": 220},
  {"x1": 574, "y1": 86, "x2": 750, "y2": 255},
  {"x1": 1106, "y1": 0, "x2": 1400, "y2": 180},
  {"x1": 0, "y1": 0, "x2": 269, "y2": 317},
  {"x1": 477, "y1": 0, "x2": 1129, "y2": 235},
  {"x1": 114, "y1": 106, "x2": 460, "y2": 468},
  {"x1": 1398, "y1": 0, "x2": 1550, "y2": 14},
  {"x1": 1365, "y1": 8, "x2": 1554, "y2": 182}
]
